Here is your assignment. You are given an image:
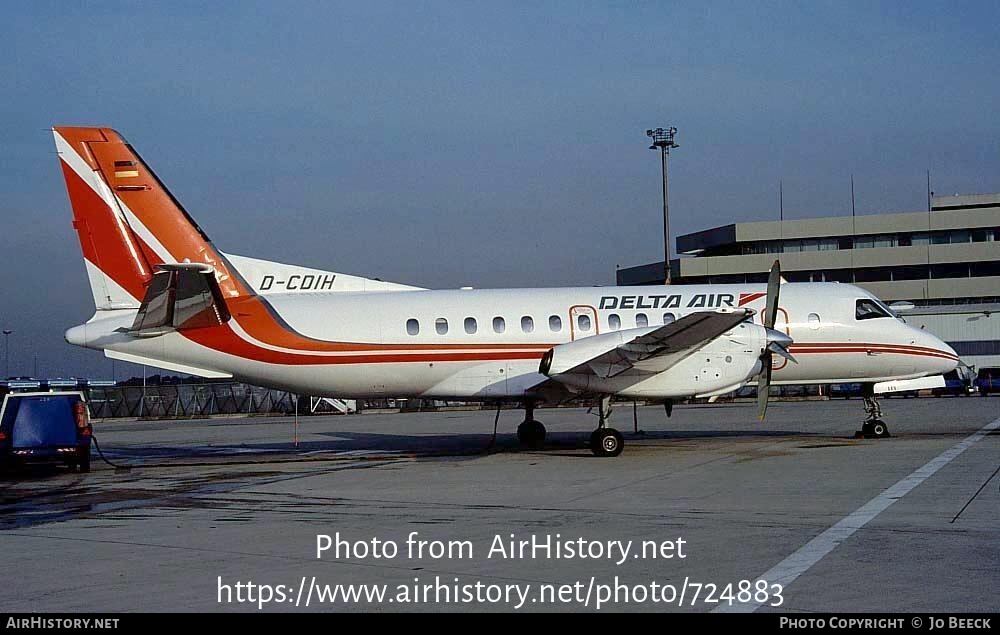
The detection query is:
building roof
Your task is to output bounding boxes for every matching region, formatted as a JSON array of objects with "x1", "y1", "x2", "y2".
[
  {"x1": 617, "y1": 192, "x2": 1000, "y2": 303},
  {"x1": 678, "y1": 193, "x2": 1000, "y2": 253}
]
